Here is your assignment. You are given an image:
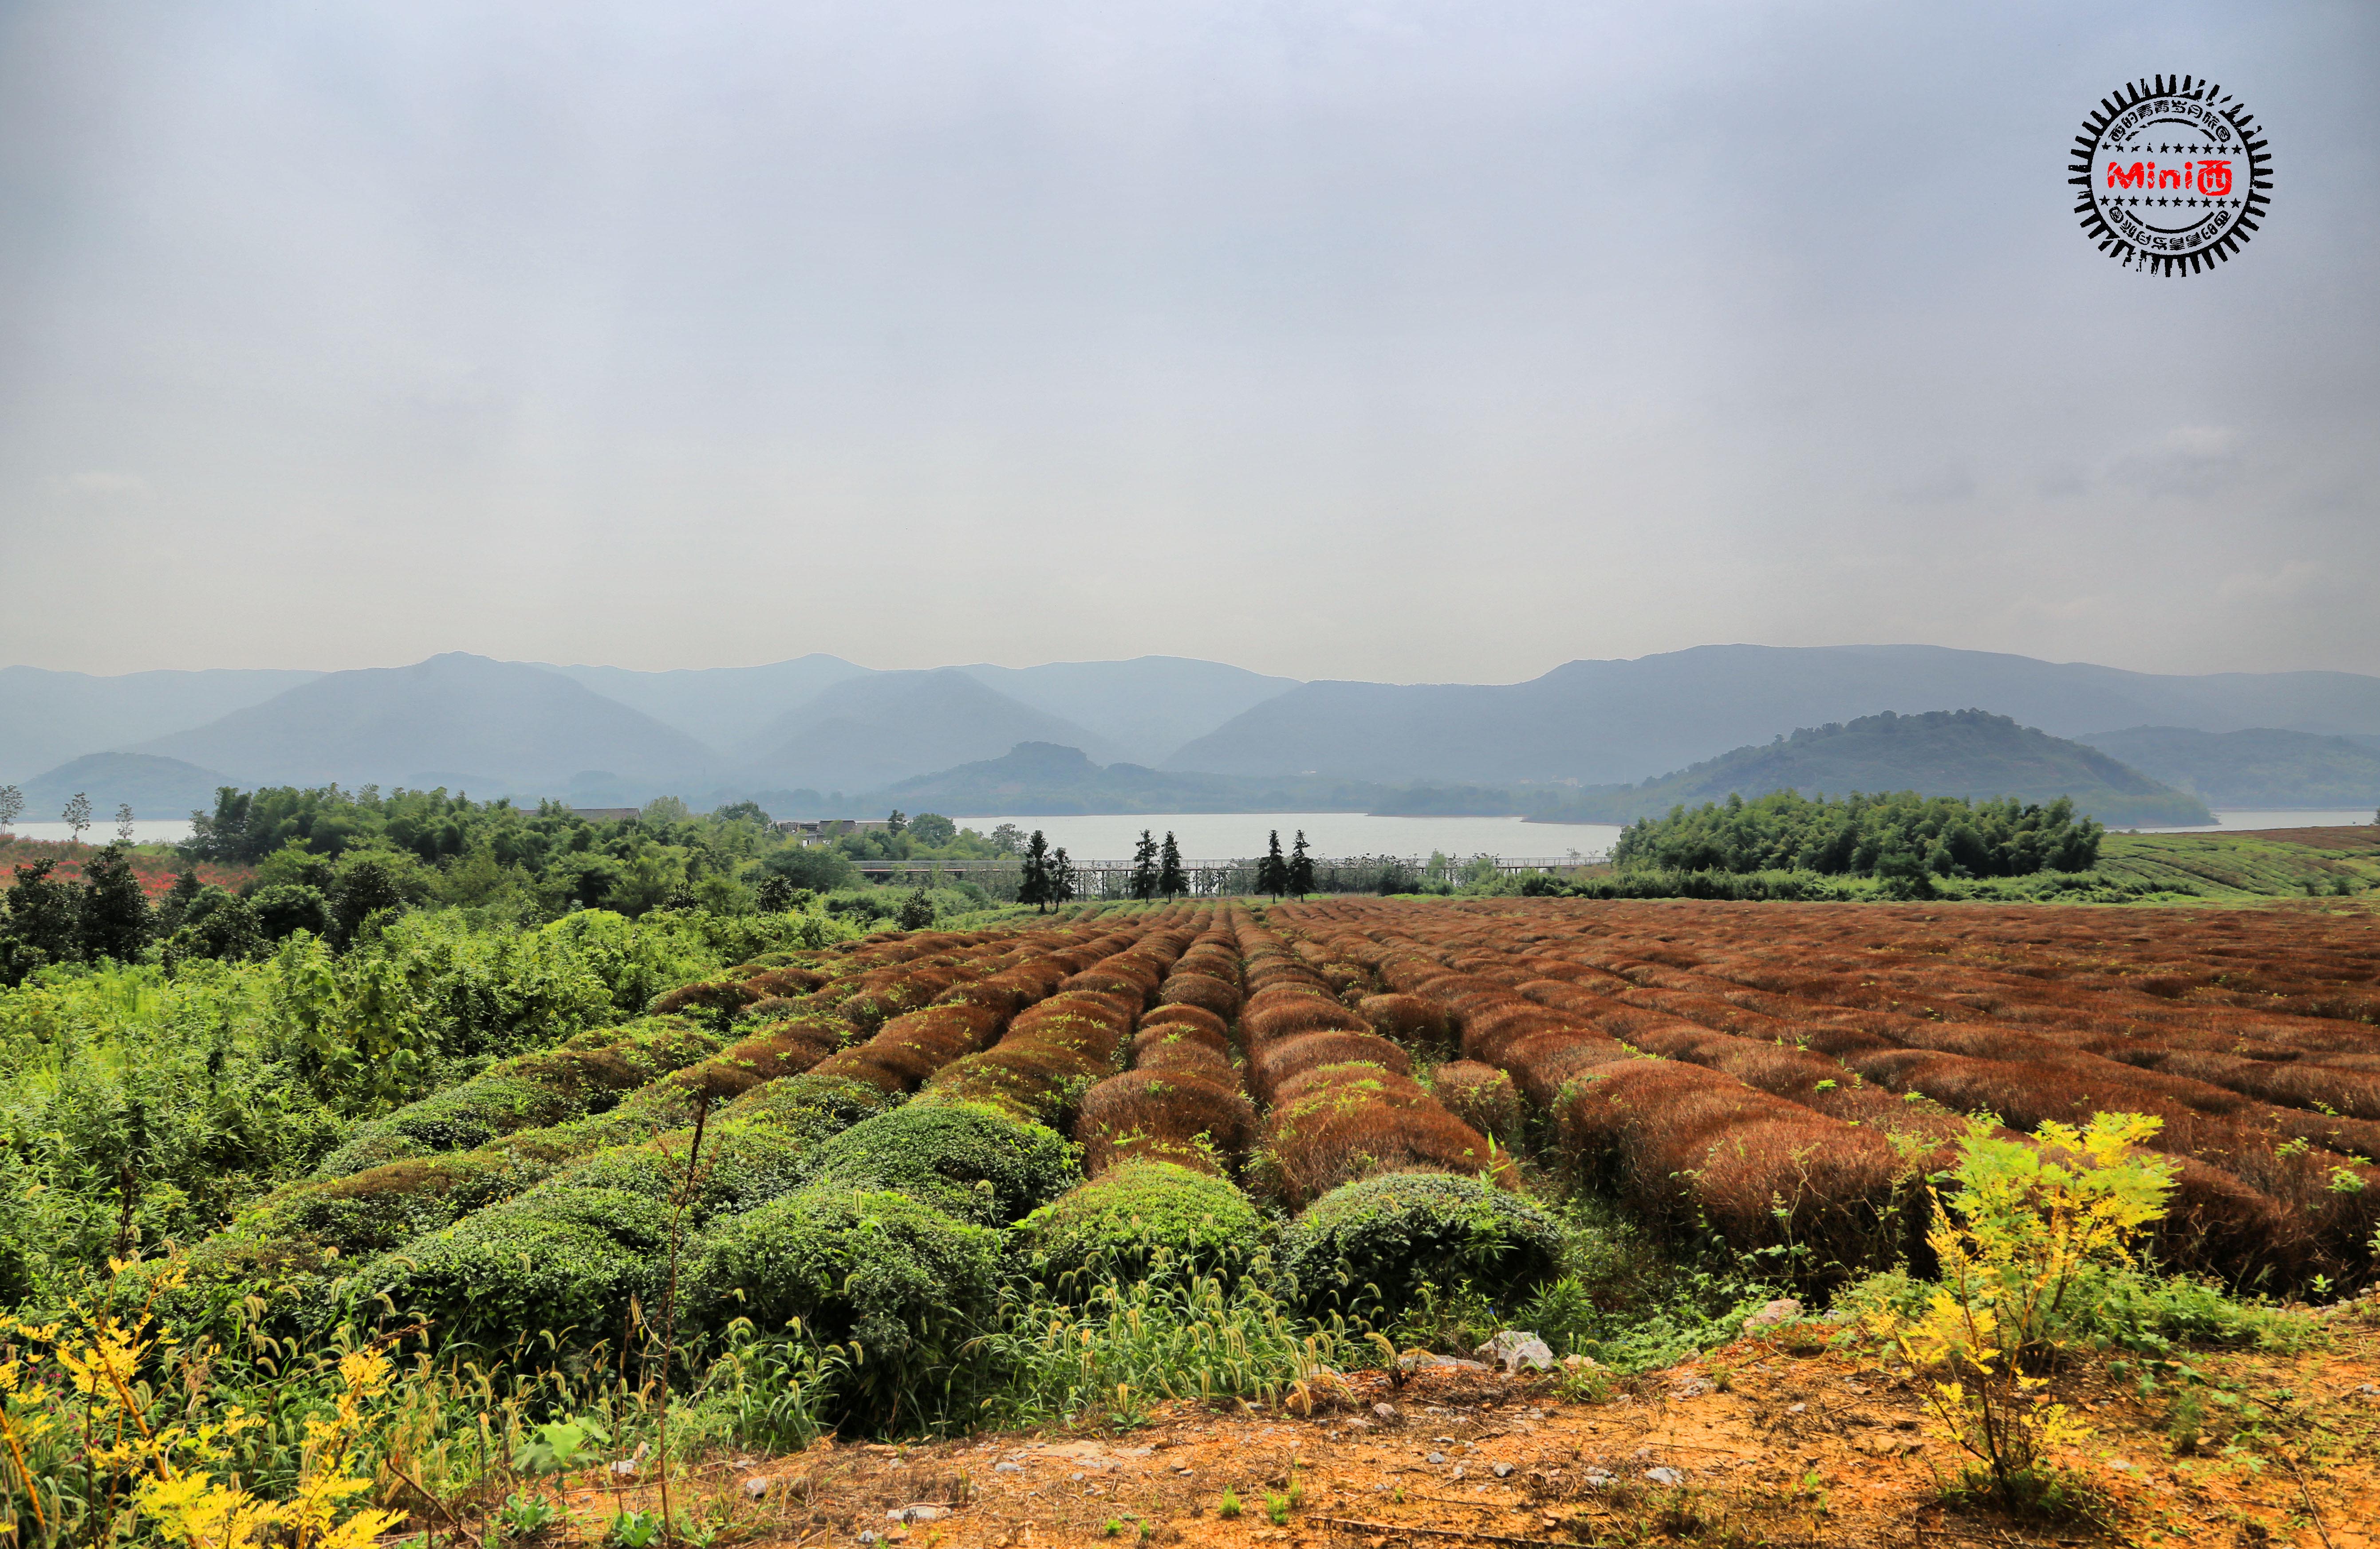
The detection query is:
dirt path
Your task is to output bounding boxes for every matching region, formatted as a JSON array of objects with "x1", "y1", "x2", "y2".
[{"x1": 627, "y1": 1304, "x2": 2380, "y2": 1549}]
